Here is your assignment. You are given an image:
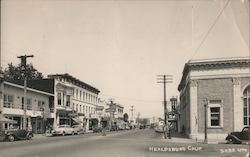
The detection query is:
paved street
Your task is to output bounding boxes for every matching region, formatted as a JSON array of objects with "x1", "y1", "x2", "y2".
[{"x1": 0, "y1": 129, "x2": 249, "y2": 157}]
